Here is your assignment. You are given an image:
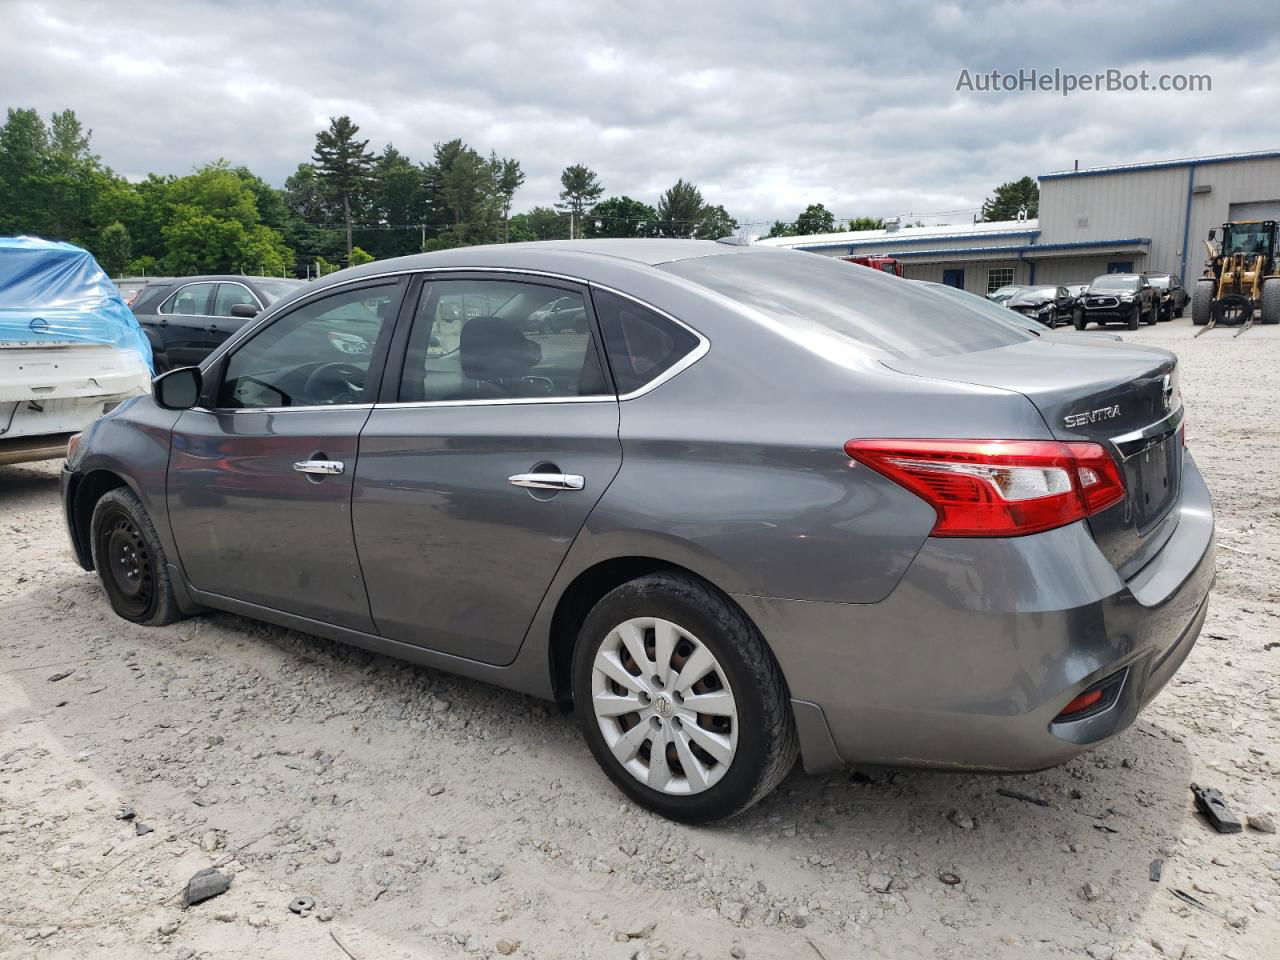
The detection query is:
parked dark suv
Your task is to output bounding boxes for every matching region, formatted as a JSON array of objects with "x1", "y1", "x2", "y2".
[
  {"x1": 131, "y1": 276, "x2": 306, "y2": 370},
  {"x1": 1075, "y1": 274, "x2": 1159, "y2": 330},
  {"x1": 1142, "y1": 272, "x2": 1189, "y2": 321}
]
